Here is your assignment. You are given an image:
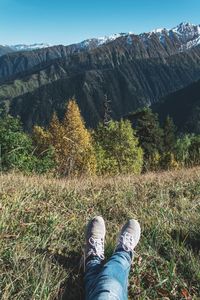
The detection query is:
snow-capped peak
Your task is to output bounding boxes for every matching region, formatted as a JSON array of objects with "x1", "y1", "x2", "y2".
[
  {"x1": 151, "y1": 28, "x2": 165, "y2": 34},
  {"x1": 9, "y1": 43, "x2": 50, "y2": 51},
  {"x1": 171, "y1": 22, "x2": 200, "y2": 47},
  {"x1": 78, "y1": 23, "x2": 200, "y2": 52},
  {"x1": 97, "y1": 33, "x2": 127, "y2": 44},
  {"x1": 172, "y1": 22, "x2": 195, "y2": 33},
  {"x1": 142, "y1": 22, "x2": 200, "y2": 50},
  {"x1": 79, "y1": 32, "x2": 131, "y2": 49},
  {"x1": 172, "y1": 22, "x2": 200, "y2": 37}
]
